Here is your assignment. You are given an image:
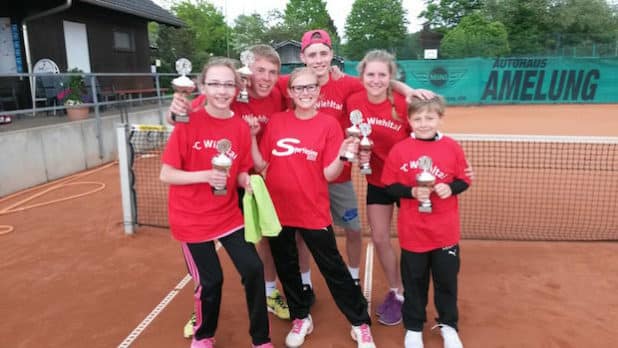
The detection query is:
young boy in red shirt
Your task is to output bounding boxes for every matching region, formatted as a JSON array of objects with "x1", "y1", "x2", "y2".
[{"x1": 381, "y1": 95, "x2": 470, "y2": 348}]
